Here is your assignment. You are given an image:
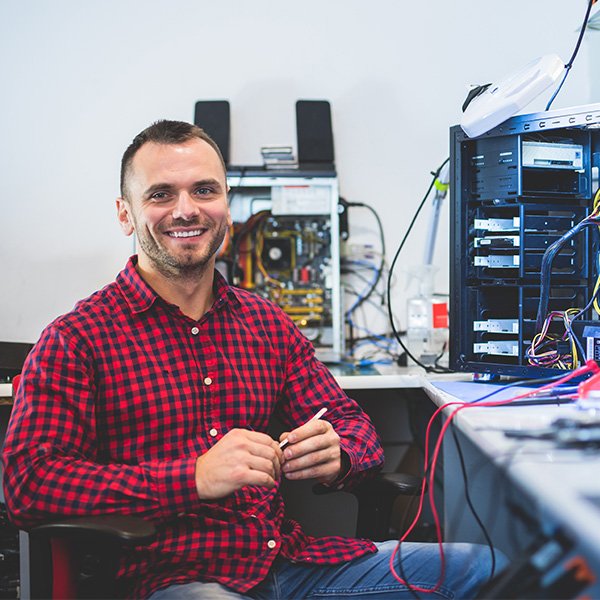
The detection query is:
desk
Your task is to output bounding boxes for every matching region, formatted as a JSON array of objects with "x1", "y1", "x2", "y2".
[{"x1": 424, "y1": 379, "x2": 600, "y2": 597}]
